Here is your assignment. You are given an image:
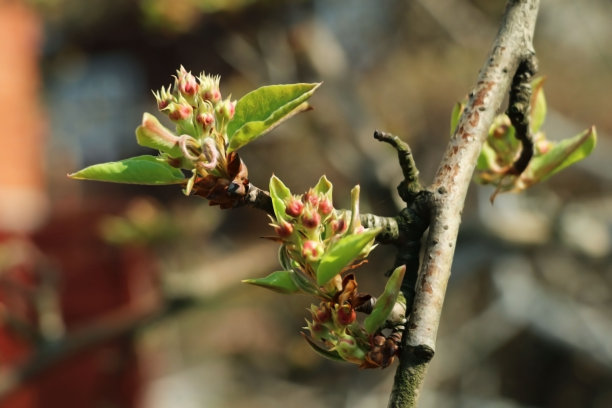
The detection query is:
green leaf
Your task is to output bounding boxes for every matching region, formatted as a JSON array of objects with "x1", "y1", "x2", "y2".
[
  {"x1": 242, "y1": 270, "x2": 300, "y2": 294},
  {"x1": 312, "y1": 175, "x2": 333, "y2": 199},
  {"x1": 301, "y1": 333, "x2": 344, "y2": 362},
  {"x1": 488, "y1": 116, "x2": 519, "y2": 163},
  {"x1": 69, "y1": 155, "x2": 187, "y2": 185},
  {"x1": 476, "y1": 142, "x2": 498, "y2": 171},
  {"x1": 290, "y1": 268, "x2": 321, "y2": 296},
  {"x1": 530, "y1": 76, "x2": 547, "y2": 134},
  {"x1": 135, "y1": 113, "x2": 182, "y2": 157},
  {"x1": 450, "y1": 101, "x2": 464, "y2": 137},
  {"x1": 269, "y1": 175, "x2": 292, "y2": 221},
  {"x1": 227, "y1": 83, "x2": 322, "y2": 152},
  {"x1": 316, "y1": 228, "x2": 380, "y2": 286},
  {"x1": 364, "y1": 265, "x2": 405, "y2": 334},
  {"x1": 529, "y1": 126, "x2": 597, "y2": 182}
]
